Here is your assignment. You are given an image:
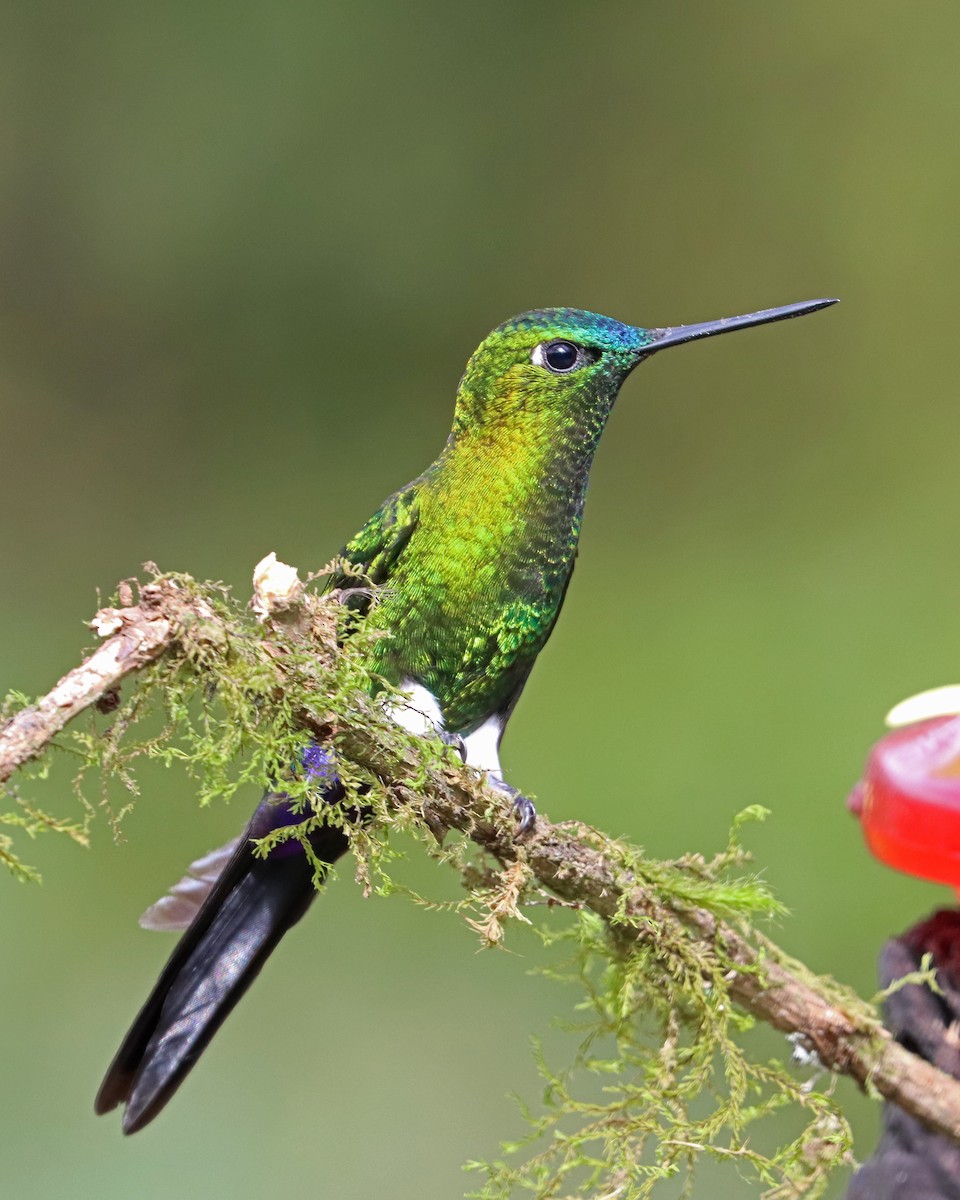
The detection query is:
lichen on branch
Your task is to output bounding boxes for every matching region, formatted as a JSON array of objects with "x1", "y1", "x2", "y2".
[{"x1": 1, "y1": 560, "x2": 957, "y2": 1198}]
